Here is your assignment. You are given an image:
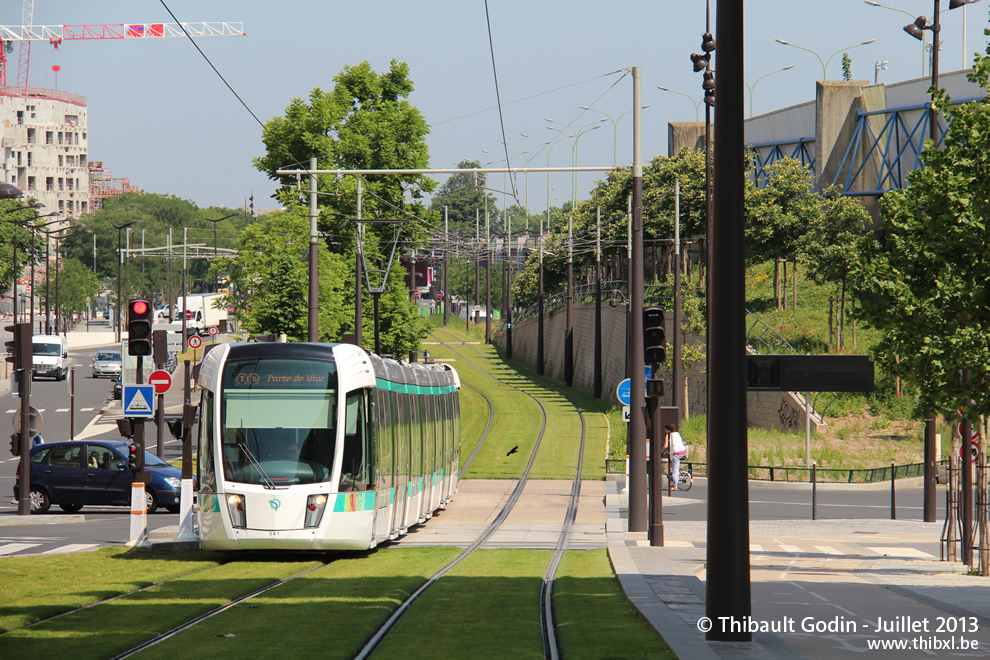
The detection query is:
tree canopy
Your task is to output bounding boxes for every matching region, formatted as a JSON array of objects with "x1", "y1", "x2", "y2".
[{"x1": 851, "y1": 46, "x2": 990, "y2": 419}]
